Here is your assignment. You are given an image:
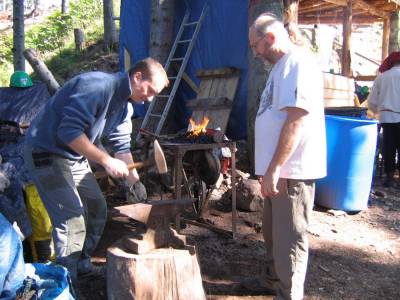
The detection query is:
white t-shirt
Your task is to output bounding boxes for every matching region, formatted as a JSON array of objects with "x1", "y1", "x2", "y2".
[
  {"x1": 368, "y1": 65, "x2": 400, "y2": 123},
  {"x1": 254, "y1": 49, "x2": 327, "y2": 179}
]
